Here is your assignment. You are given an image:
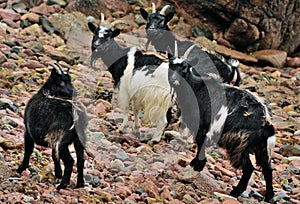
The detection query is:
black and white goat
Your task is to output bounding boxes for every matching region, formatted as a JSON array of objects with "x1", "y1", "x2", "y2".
[
  {"x1": 167, "y1": 43, "x2": 276, "y2": 201},
  {"x1": 140, "y1": 4, "x2": 241, "y2": 86},
  {"x1": 17, "y1": 63, "x2": 87, "y2": 190},
  {"x1": 88, "y1": 20, "x2": 172, "y2": 143}
]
